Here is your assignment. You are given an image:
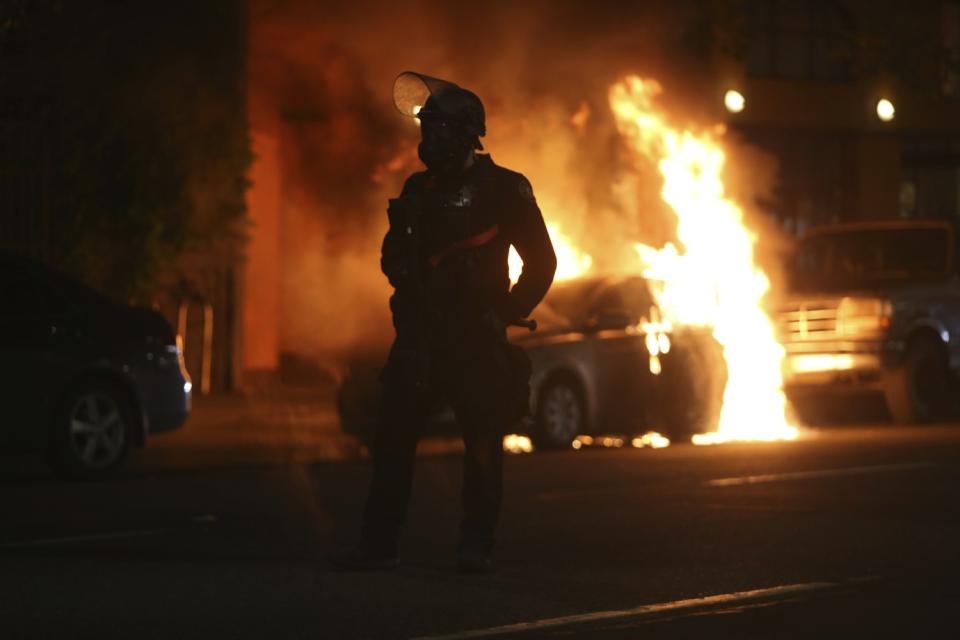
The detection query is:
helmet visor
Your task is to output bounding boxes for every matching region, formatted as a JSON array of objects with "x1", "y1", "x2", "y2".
[{"x1": 393, "y1": 71, "x2": 462, "y2": 120}]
